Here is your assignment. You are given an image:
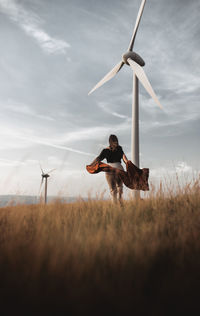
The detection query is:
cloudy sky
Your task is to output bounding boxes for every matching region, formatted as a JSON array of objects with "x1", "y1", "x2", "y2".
[{"x1": 0, "y1": 0, "x2": 199, "y2": 198}]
